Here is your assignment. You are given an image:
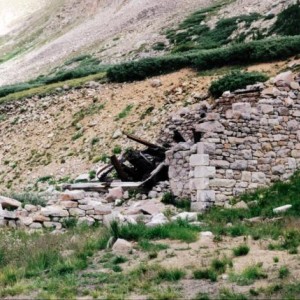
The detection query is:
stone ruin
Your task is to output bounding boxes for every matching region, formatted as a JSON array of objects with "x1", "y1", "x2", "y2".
[
  {"x1": 1, "y1": 70, "x2": 300, "y2": 230},
  {"x1": 163, "y1": 71, "x2": 300, "y2": 211}
]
